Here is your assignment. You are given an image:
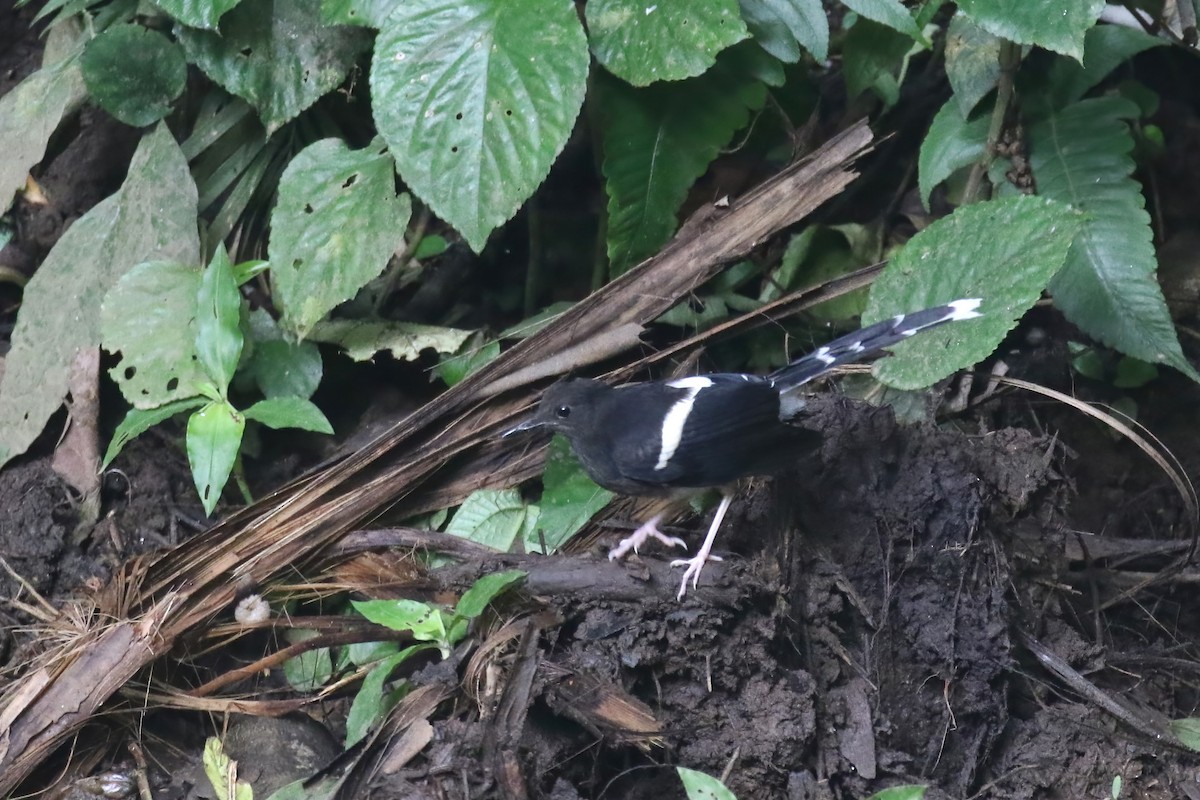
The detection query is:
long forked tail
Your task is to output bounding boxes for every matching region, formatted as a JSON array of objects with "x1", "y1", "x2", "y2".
[{"x1": 768, "y1": 298, "x2": 982, "y2": 392}]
